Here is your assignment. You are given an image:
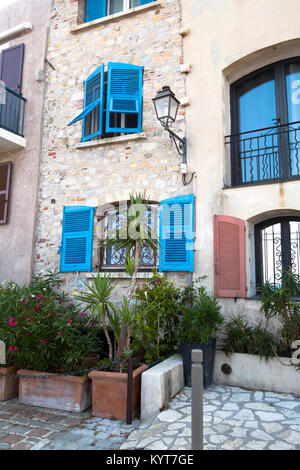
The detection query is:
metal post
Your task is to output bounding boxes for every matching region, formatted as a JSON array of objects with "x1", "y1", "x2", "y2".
[
  {"x1": 191, "y1": 349, "x2": 203, "y2": 450},
  {"x1": 126, "y1": 358, "x2": 133, "y2": 425}
]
